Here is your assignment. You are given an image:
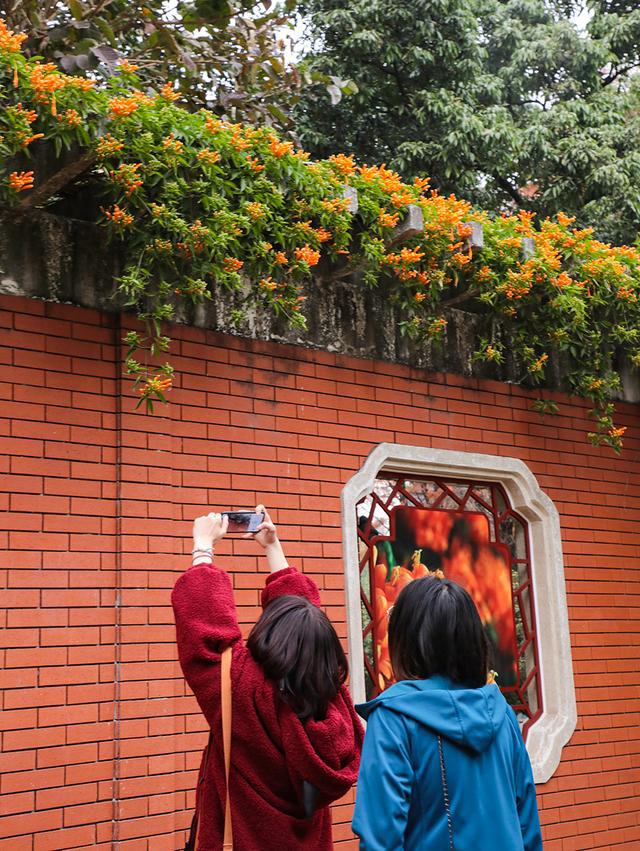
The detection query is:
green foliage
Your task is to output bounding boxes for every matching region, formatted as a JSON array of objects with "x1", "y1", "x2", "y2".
[
  {"x1": 297, "y1": 0, "x2": 640, "y2": 244},
  {"x1": 3, "y1": 0, "x2": 306, "y2": 132},
  {"x1": 0, "y1": 21, "x2": 637, "y2": 451}
]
